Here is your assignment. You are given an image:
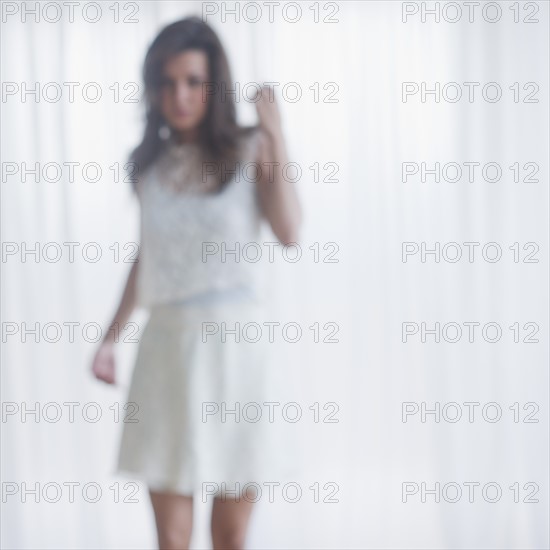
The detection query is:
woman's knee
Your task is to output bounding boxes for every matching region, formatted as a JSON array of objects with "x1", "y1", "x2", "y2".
[{"x1": 149, "y1": 490, "x2": 193, "y2": 550}]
